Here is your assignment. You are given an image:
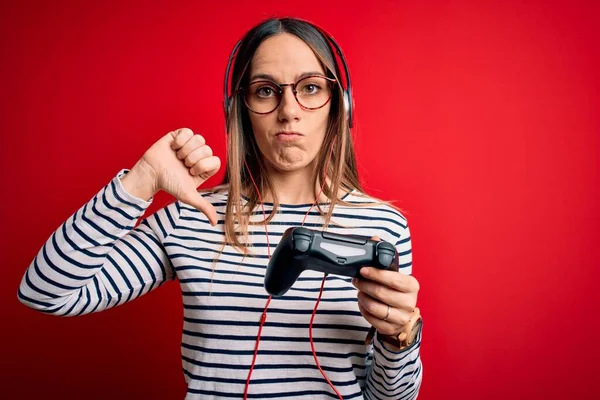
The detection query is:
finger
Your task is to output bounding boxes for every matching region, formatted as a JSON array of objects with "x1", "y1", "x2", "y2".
[
  {"x1": 190, "y1": 156, "x2": 221, "y2": 181},
  {"x1": 357, "y1": 290, "x2": 391, "y2": 321},
  {"x1": 176, "y1": 135, "x2": 207, "y2": 161},
  {"x1": 357, "y1": 302, "x2": 400, "y2": 337},
  {"x1": 179, "y1": 191, "x2": 218, "y2": 226},
  {"x1": 170, "y1": 128, "x2": 195, "y2": 151},
  {"x1": 183, "y1": 145, "x2": 213, "y2": 168},
  {"x1": 360, "y1": 266, "x2": 420, "y2": 294},
  {"x1": 357, "y1": 292, "x2": 413, "y2": 333},
  {"x1": 353, "y1": 277, "x2": 416, "y2": 311}
]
